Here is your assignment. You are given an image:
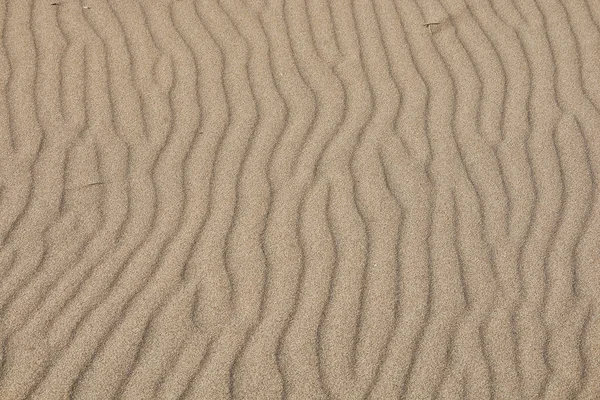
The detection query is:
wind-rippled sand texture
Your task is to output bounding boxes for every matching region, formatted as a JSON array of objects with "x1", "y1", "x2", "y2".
[{"x1": 1, "y1": 0, "x2": 600, "y2": 399}]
